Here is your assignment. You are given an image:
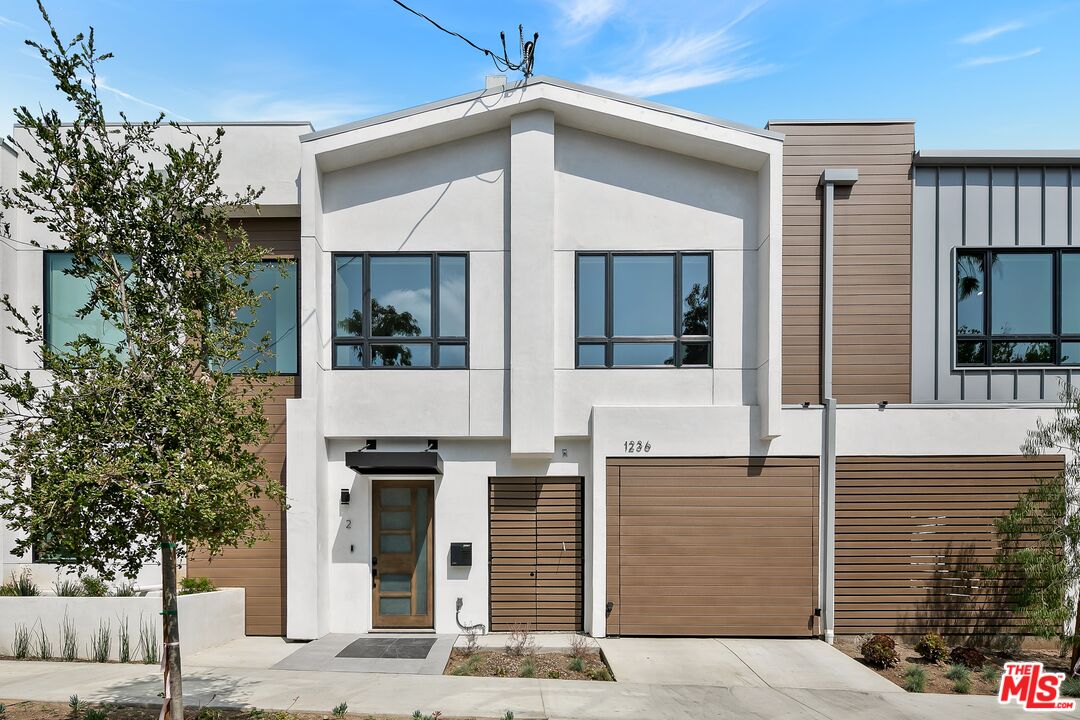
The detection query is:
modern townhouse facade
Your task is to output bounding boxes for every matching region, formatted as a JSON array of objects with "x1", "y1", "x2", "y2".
[{"x1": 0, "y1": 78, "x2": 1074, "y2": 642}]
